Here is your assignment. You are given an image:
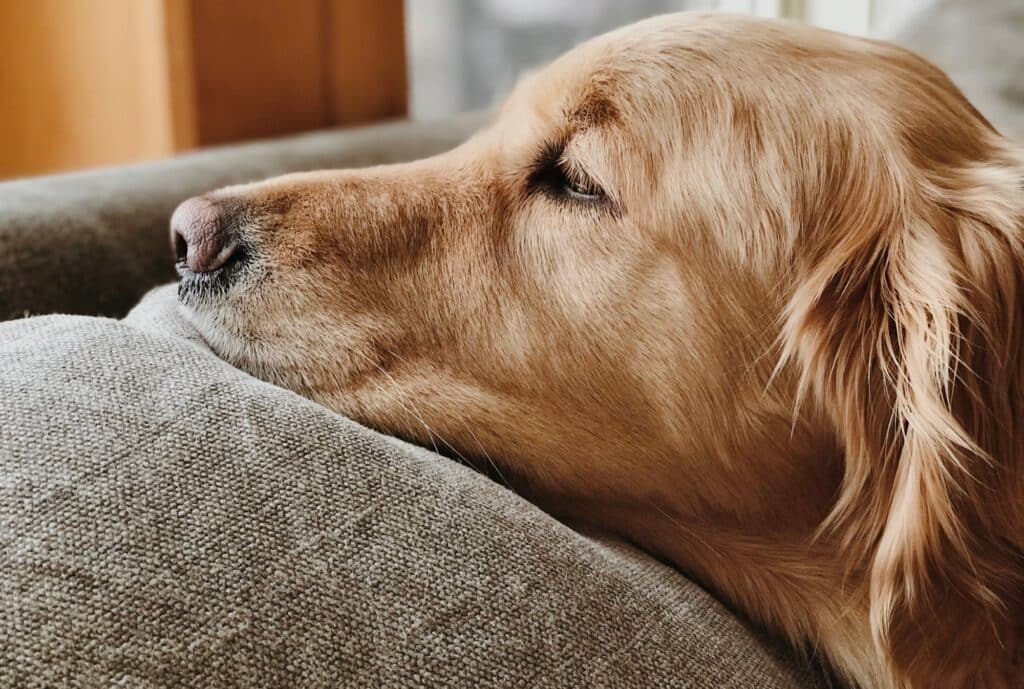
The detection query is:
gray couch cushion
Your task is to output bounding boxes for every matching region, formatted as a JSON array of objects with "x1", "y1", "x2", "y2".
[
  {"x1": 0, "y1": 286, "x2": 825, "y2": 688},
  {"x1": 0, "y1": 113, "x2": 485, "y2": 321}
]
